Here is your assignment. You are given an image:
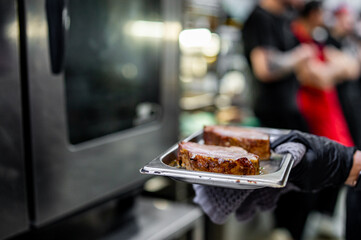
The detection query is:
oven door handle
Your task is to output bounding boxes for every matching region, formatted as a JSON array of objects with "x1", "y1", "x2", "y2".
[{"x1": 46, "y1": 0, "x2": 66, "y2": 74}]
